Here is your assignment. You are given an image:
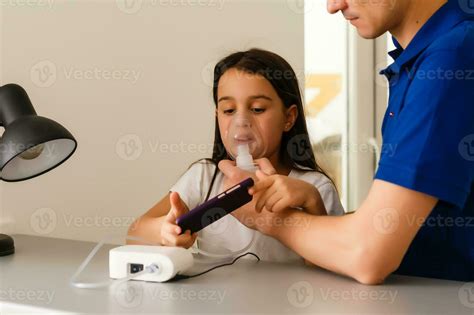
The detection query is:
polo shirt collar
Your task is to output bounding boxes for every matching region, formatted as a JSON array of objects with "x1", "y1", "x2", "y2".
[{"x1": 382, "y1": 0, "x2": 473, "y2": 76}]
